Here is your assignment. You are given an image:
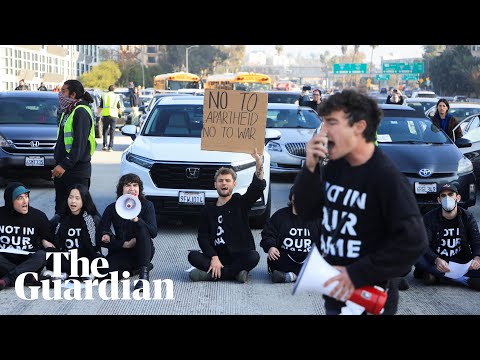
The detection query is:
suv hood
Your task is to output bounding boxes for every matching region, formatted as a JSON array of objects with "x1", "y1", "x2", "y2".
[
  {"x1": 0, "y1": 124, "x2": 58, "y2": 140},
  {"x1": 276, "y1": 128, "x2": 318, "y2": 142},
  {"x1": 130, "y1": 136, "x2": 254, "y2": 162},
  {"x1": 380, "y1": 143, "x2": 462, "y2": 173}
]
